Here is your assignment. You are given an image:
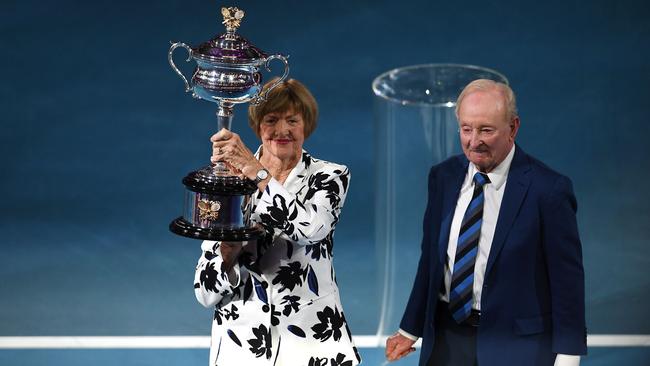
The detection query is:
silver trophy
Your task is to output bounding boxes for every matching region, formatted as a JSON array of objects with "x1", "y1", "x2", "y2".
[{"x1": 168, "y1": 6, "x2": 289, "y2": 241}]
